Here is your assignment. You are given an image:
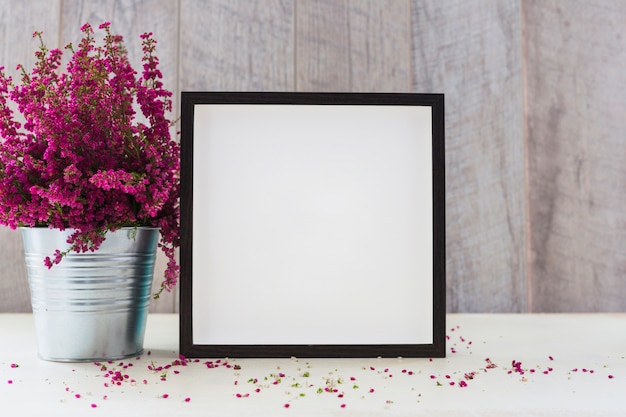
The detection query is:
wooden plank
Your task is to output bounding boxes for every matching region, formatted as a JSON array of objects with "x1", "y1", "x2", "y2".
[
  {"x1": 525, "y1": 1, "x2": 626, "y2": 312},
  {"x1": 346, "y1": 0, "x2": 412, "y2": 92},
  {"x1": 0, "y1": 1, "x2": 61, "y2": 79},
  {"x1": 0, "y1": 229, "x2": 31, "y2": 312},
  {"x1": 179, "y1": 0, "x2": 295, "y2": 91},
  {"x1": 296, "y1": 0, "x2": 411, "y2": 92},
  {"x1": 296, "y1": 0, "x2": 350, "y2": 91},
  {"x1": 0, "y1": 0, "x2": 62, "y2": 312},
  {"x1": 59, "y1": 0, "x2": 180, "y2": 313},
  {"x1": 412, "y1": 0, "x2": 528, "y2": 312}
]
